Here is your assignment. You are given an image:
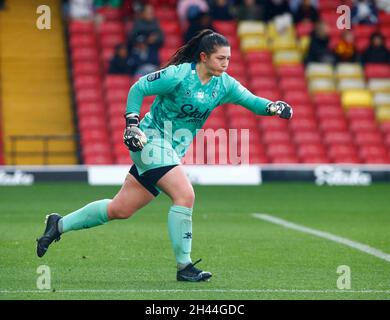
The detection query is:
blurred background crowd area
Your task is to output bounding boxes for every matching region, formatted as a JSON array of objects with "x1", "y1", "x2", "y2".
[{"x1": 1, "y1": 0, "x2": 390, "y2": 166}]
